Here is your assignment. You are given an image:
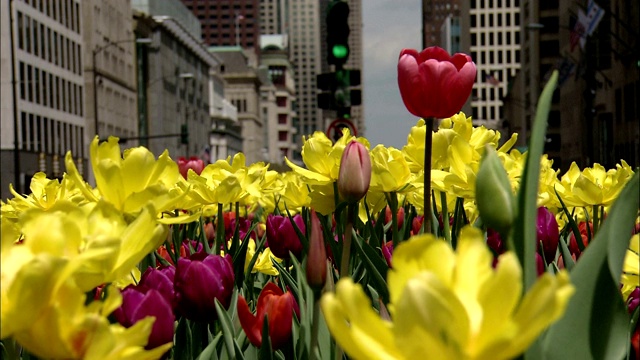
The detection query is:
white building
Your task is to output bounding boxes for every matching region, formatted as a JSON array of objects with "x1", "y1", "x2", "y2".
[
  {"x1": 462, "y1": 0, "x2": 521, "y2": 129},
  {"x1": 1, "y1": 0, "x2": 85, "y2": 199}
]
